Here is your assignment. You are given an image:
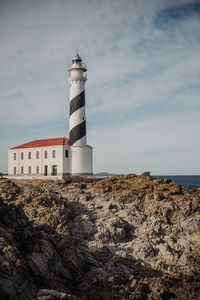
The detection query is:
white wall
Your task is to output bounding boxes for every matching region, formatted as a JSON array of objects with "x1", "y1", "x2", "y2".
[
  {"x1": 69, "y1": 145, "x2": 93, "y2": 175},
  {"x1": 71, "y1": 68, "x2": 84, "y2": 79},
  {"x1": 8, "y1": 144, "x2": 93, "y2": 177},
  {"x1": 8, "y1": 145, "x2": 70, "y2": 178},
  {"x1": 63, "y1": 145, "x2": 70, "y2": 175}
]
